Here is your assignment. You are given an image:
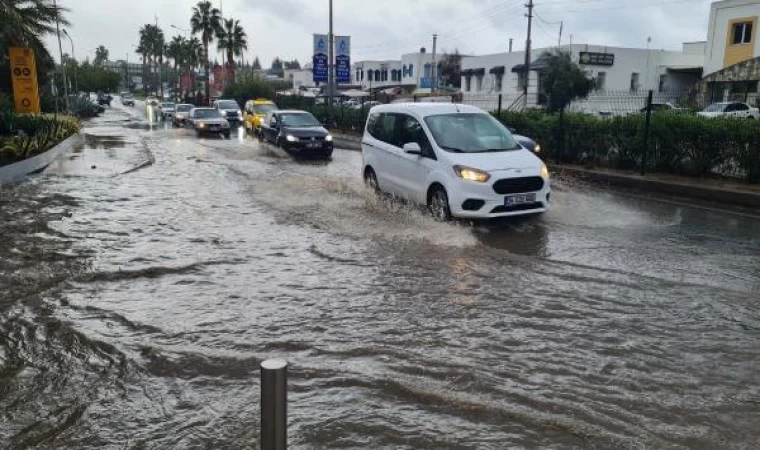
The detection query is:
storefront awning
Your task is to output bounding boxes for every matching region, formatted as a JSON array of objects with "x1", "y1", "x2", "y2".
[
  {"x1": 489, "y1": 66, "x2": 505, "y2": 75},
  {"x1": 511, "y1": 55, "x2": 551, "y2": 73}
]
